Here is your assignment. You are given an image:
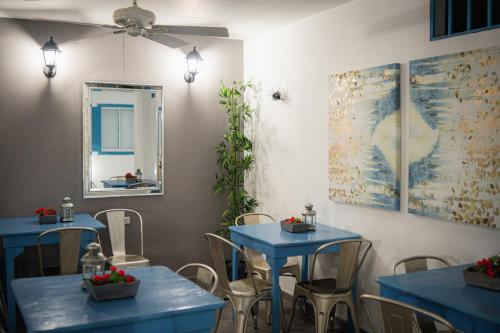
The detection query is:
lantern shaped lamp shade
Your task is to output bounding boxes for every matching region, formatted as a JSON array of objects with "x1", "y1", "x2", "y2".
[
  {"x1": 81, "y1": 243, "x2": 107, "y2": 280},
  {"x1": 60, "y1": 197, "x2": 74, "y2": 222},
  {"x1": 41, "y1": 36, "x2": 62, "y2": 78},
  {"x1": 302, "y1": 203, "x2": 317, "y2": 229},
  {"x1": 184, "y1": 47, "x2": 203, "y2": 83}
]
